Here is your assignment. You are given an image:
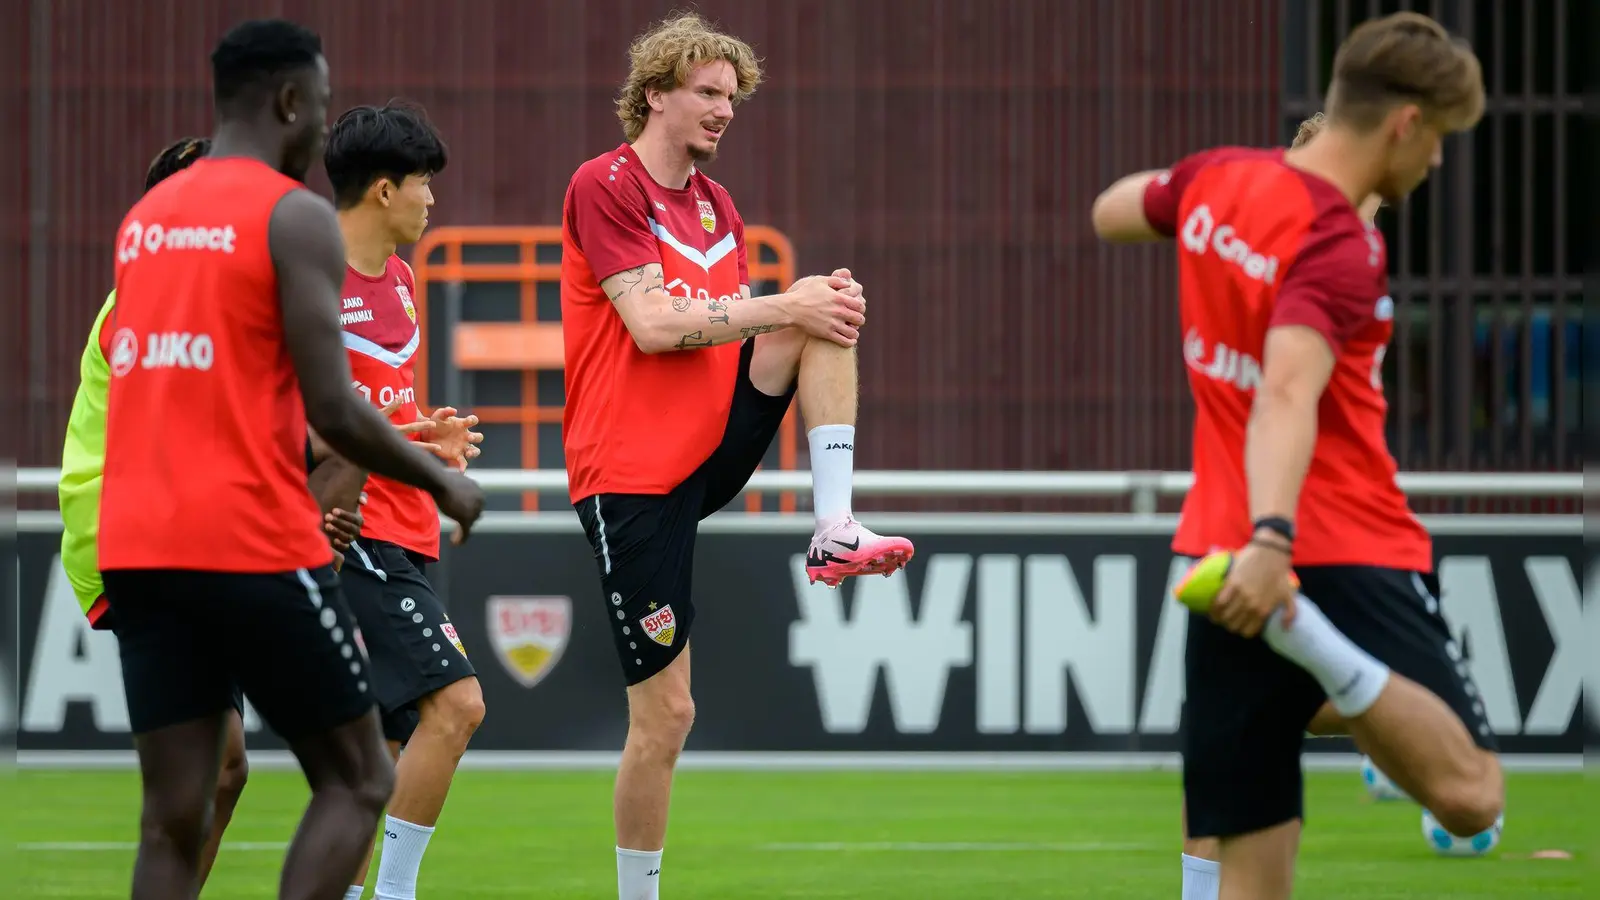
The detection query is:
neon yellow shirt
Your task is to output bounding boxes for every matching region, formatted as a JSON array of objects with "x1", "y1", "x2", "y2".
[{"x1": 58, "y1": 292, "x2": 117, "y2": 615}]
